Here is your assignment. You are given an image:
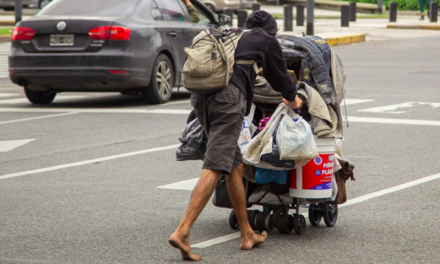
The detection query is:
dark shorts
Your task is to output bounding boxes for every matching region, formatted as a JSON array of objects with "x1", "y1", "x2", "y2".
[{"x1": 190, "y1": 83, "x2": 246, "y2": 175}]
